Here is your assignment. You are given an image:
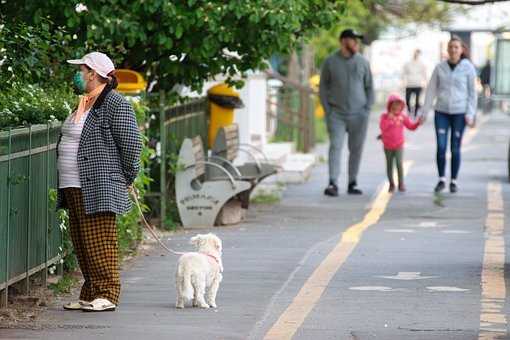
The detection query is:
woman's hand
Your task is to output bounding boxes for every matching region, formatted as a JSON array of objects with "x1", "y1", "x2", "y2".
[{"x1": 465, "y1": 116, "x2": 476, "y2": 128}]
